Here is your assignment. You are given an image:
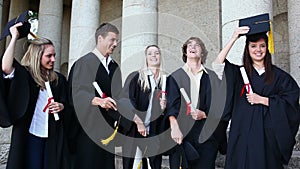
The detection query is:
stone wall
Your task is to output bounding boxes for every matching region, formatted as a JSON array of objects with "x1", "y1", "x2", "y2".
[
  {"x1": 0, "y1": 127, "x2": 11, "y2": 169},
  {"x1": 158, "y1": 0, "x2": 221, "y2": 74}
]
